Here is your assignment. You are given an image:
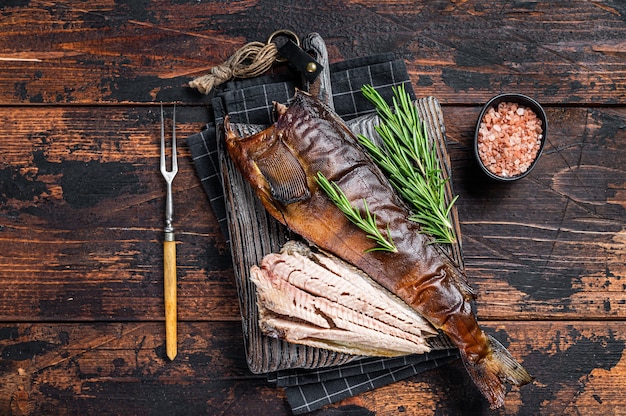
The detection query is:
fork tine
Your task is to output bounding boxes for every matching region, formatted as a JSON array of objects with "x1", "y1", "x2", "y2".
[
  {"x1": 172, "y1": 103, "x2": 178, "y2": 173},
  {"x1": 160, "y1": 103, "x2": 178, "y2": 177},
  {"x1": 160, "y1": 102, "x2": 166, "y2": 174}
]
